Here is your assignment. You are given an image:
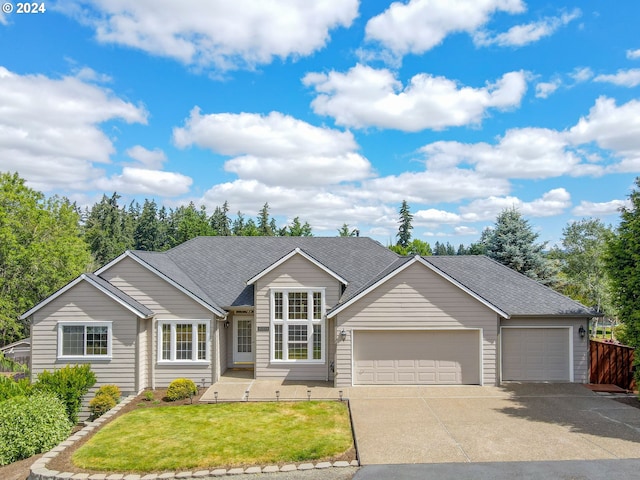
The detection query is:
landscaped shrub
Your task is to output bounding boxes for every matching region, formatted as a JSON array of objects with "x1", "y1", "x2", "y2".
[
  {"x1": 95, "y1": 384, "x2": 121, "y2": 404},
  {"x1": 166, "y1": 378, "x2": 197, "y2": 401},
  {"x1": 33, "y1": 364, "x2": 96, "y2": 424},
  {"x1": 0, "y1": 375, "x2": 31, "y2": 402},
  {"x1": 0, "y1": 392, "x2": 71, "y2": 465},
  {"x1": 89, "y1": 393, "x2": 116, "y2": 419}
]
